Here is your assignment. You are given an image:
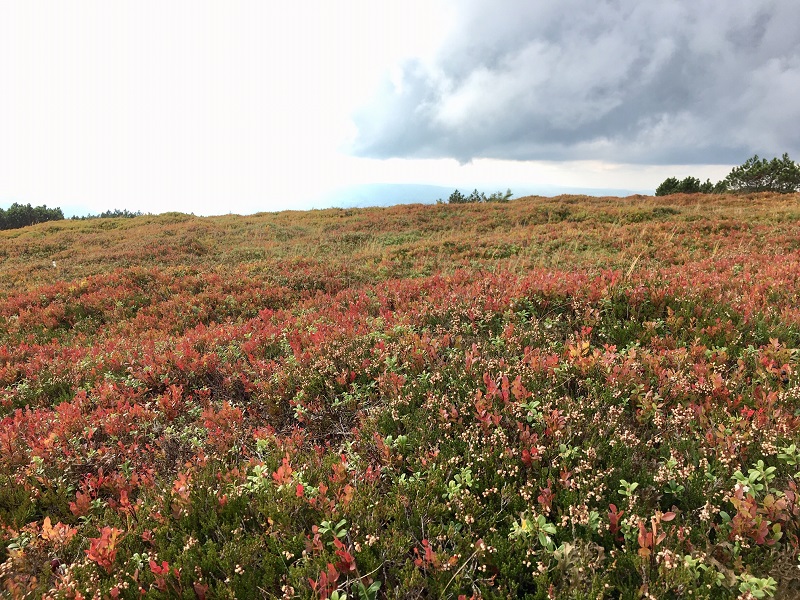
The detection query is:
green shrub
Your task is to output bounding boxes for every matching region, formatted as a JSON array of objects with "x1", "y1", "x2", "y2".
[{"x1": 443, "y1": 189, "x2": 514, "y2": 204}]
